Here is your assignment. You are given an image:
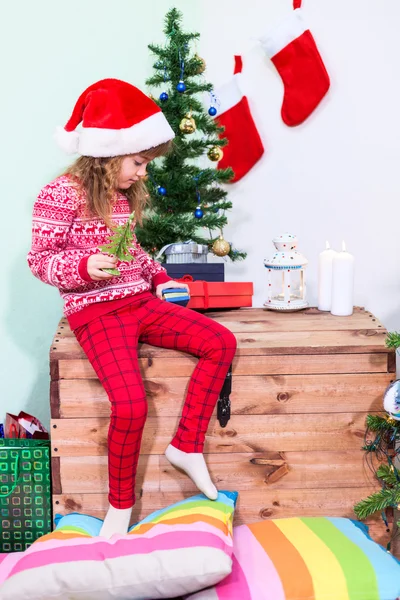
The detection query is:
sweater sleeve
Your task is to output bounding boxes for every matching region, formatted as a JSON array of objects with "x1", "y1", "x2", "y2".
[
  {"x1": 27, "y1": 179, "x2": 91, "y2": 291},
  {"x1": 130, "y1": 234, "x2": 172, "y2": 288}
]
